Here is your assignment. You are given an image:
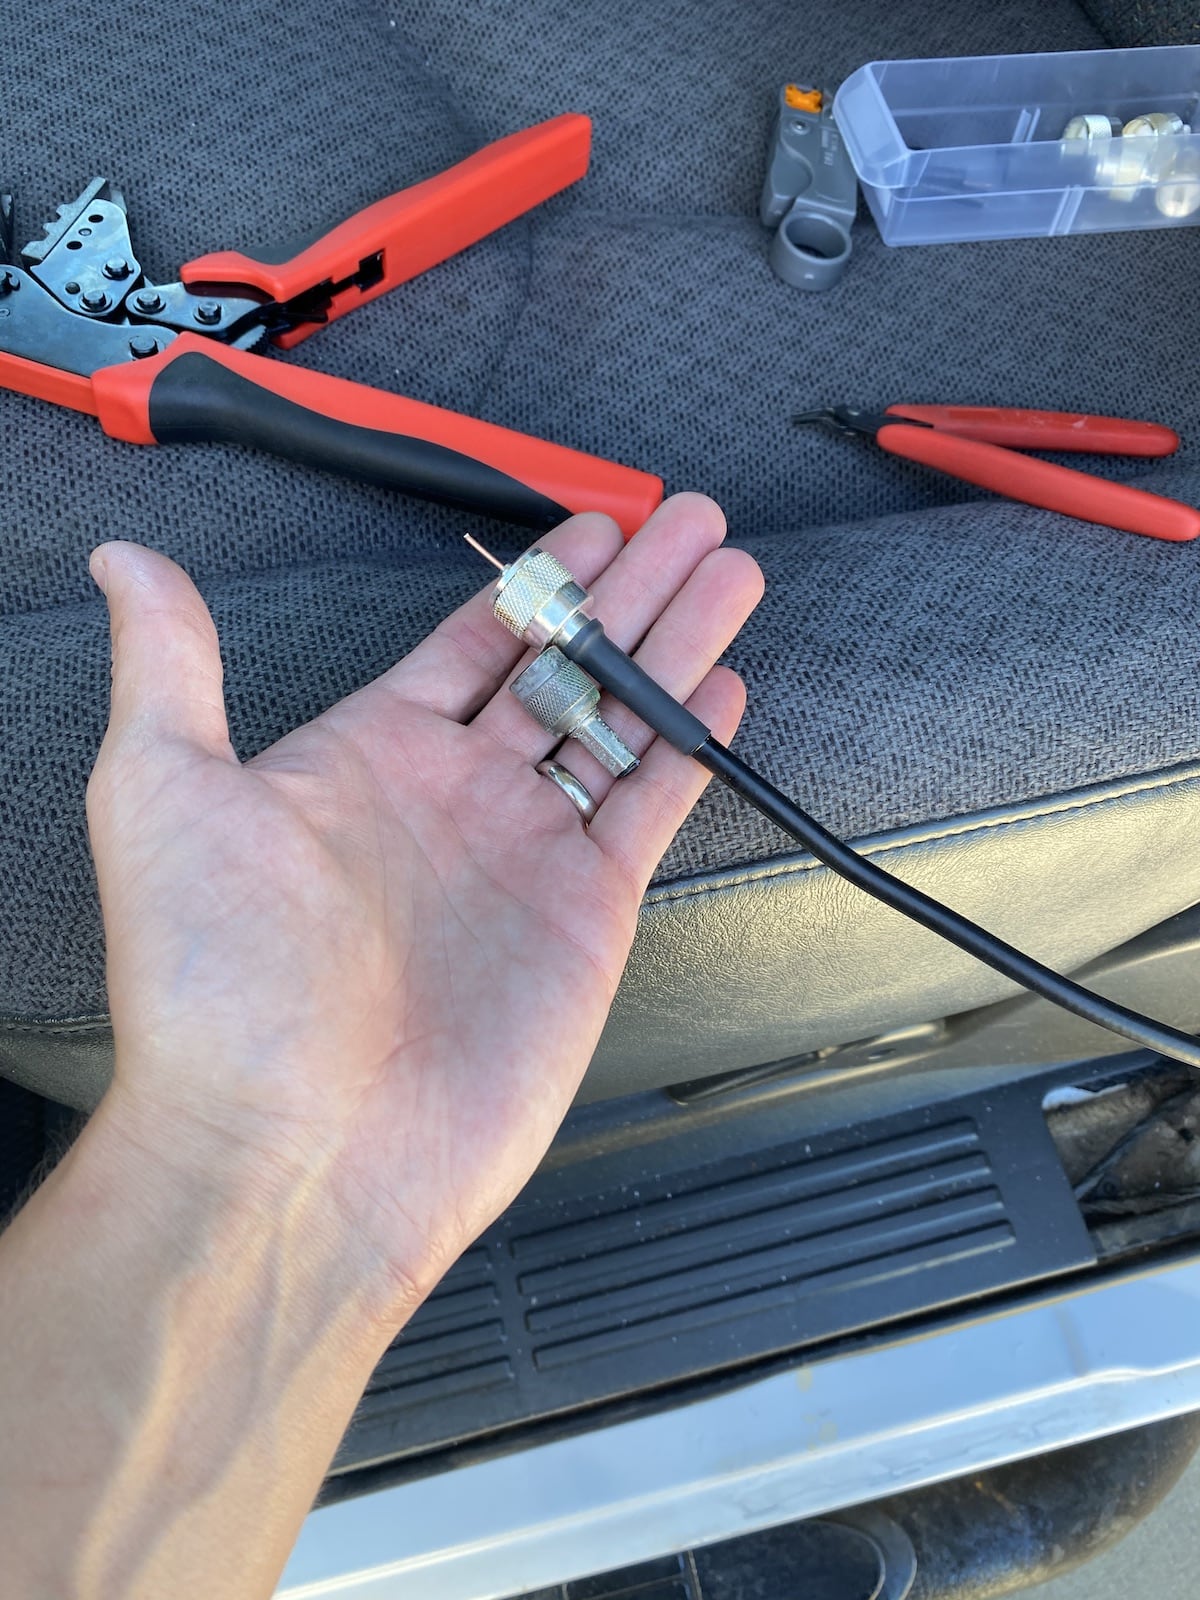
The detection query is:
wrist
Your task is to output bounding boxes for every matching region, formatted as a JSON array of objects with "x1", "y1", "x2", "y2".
[
  {"x1": 88, "y1": 1080, "x2": 409, "y2": 1346},
  {"x1": 0, "y1": 1079, "x2": 402, "y2": 1598}
]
